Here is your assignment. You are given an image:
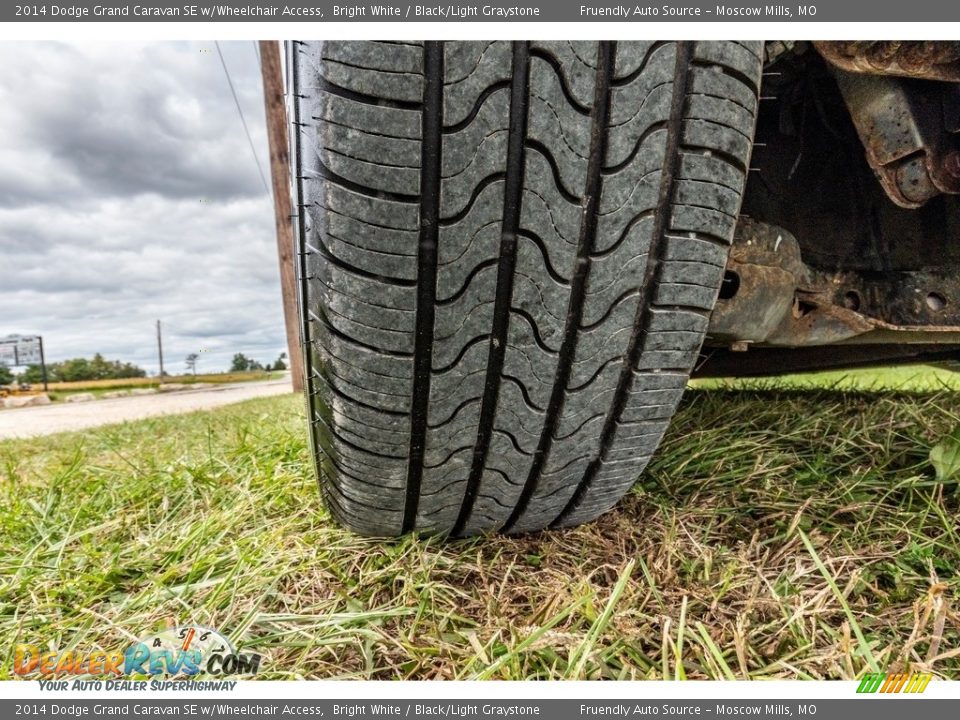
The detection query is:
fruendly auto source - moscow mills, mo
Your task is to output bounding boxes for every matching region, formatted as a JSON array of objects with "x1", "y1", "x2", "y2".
[{"x1": 579, "y1": 4, "x2": 815, "y2": 17}]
